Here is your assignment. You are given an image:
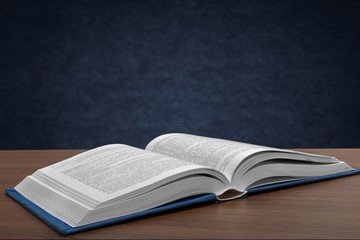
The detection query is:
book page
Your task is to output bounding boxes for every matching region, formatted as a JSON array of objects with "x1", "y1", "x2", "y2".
[
  {"x1": 37, "y1": 144, "x2": 204, "y2": 203},
  {"x1": 146, "y1": 133, "x2": 275, "y2": 180}
]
